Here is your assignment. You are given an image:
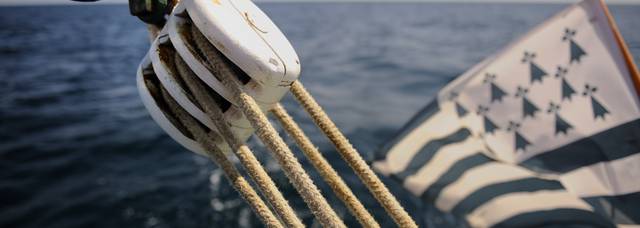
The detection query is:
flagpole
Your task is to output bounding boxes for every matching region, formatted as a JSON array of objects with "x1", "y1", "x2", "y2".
[{"x1": 598, "y1": 0, "x2": 640, "y2": 97}]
